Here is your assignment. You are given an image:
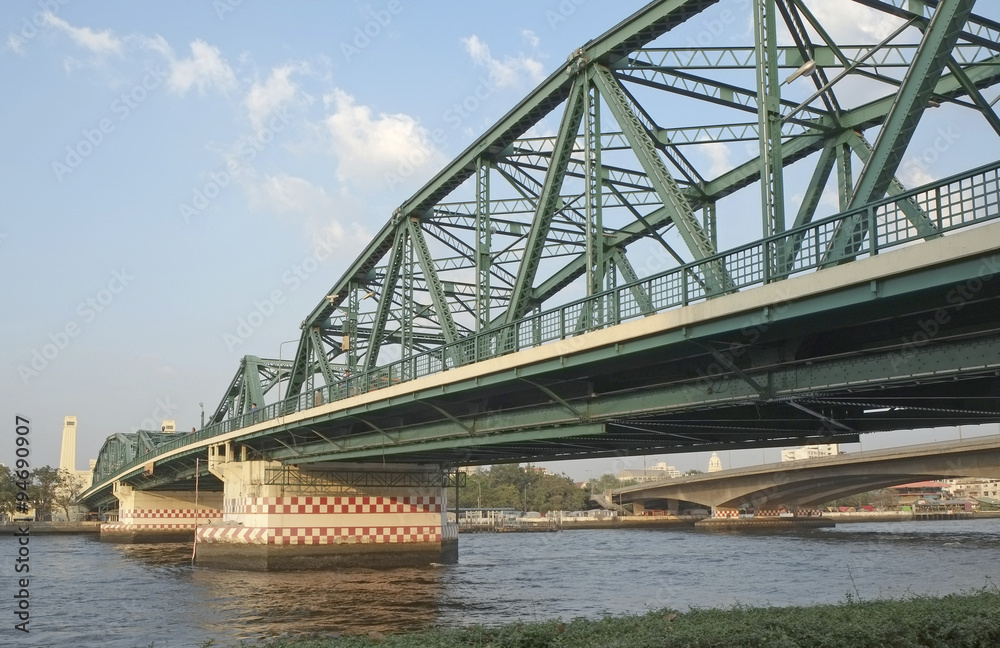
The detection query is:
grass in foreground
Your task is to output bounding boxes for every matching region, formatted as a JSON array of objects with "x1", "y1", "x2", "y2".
[{"x1": 253, "y1": 589, "x2": 1000, "y2": 648}]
